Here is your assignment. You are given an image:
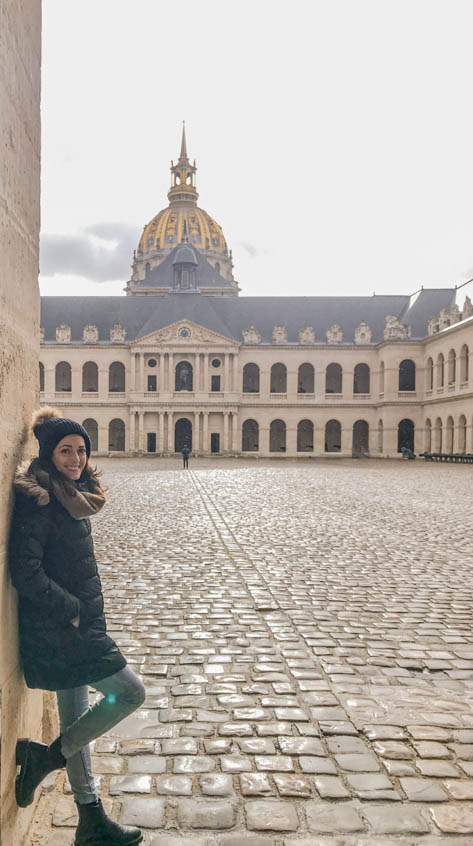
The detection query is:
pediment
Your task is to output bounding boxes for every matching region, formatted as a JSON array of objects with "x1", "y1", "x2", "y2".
[{"x1": 134, "y1": 320, "x2": 237, "y2": 348}]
